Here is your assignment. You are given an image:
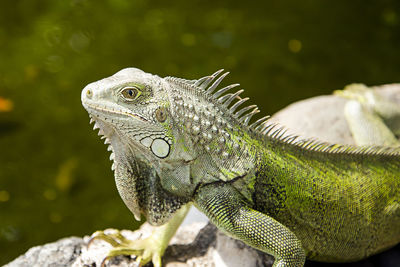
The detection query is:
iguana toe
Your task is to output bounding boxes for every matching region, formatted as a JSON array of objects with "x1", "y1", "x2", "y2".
[
  {"x1": 88, "y1": 229, "x2": 166, "y2": 267},
  {"x1": 334, "y1": 83, "x2": 371, "y2": 104}
]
